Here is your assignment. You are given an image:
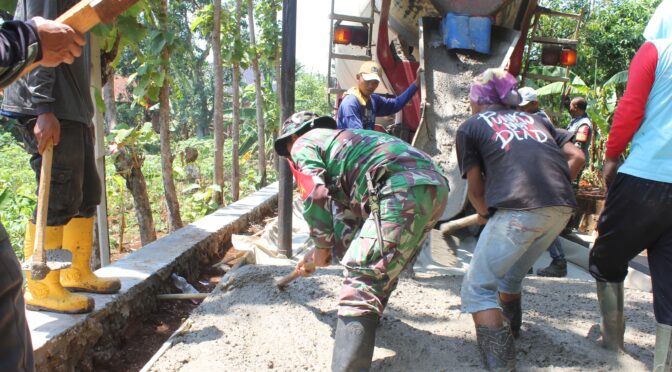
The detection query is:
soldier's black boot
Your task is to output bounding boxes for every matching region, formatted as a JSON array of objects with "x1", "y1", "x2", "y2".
[
  {"x1": 596, "y1": 281, "x2": 624, "y2": 351},
  {"x1": 331, "y1": 314, "x2": 378, "y2": 372},
  {"x1": 536, "y1": 258, "x2": 567, "y2": 277},
  {"x1": 476, "y1": 324, "x2": 516, "y2": 371},
  {"x1": 500, "y1": 297, "x2": 522, "y2": 338}
]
